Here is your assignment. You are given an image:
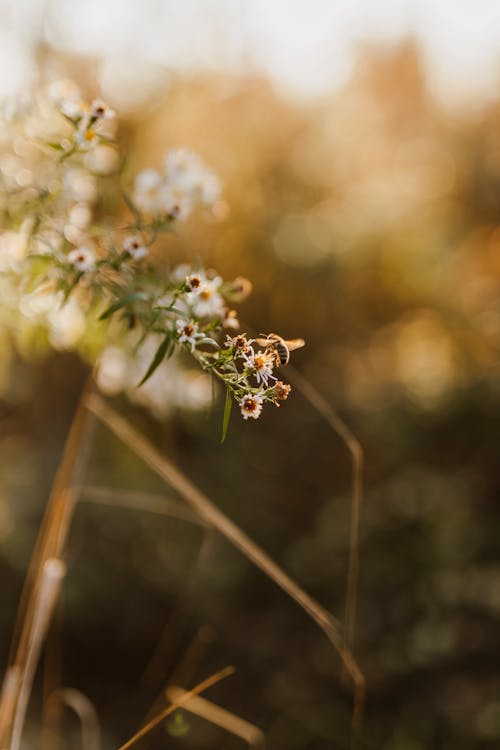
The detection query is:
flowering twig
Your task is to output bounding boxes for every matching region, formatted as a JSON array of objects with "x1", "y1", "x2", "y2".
[{"x1": 0, "y1": 81, "x2": 304, "y2": 431}]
